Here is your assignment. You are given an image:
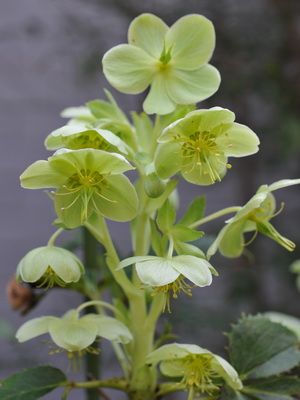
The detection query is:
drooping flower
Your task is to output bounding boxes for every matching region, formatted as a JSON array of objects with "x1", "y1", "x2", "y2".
[
  {"x1": 16, "y1": 246, "x2": 84, "y2": 289},
  {"x1": 118, "y1": 255, "x2": 214, "y2": 311},
  {"x1": 146, "y1": 343, "x2": 242, "y2": 394},
  {"x1": 16, "y1": 308, "x2": 132, "y2": 357},
  {"x1": 102, "y1": 13, "x2": 220, "y2": 115},
  {"x1": 208, "y1": 179, "x2": 300, "y2": 258},
  {"x1": 20, "y1": 149, "x2": 138, "y2": 228},
  {"x1": 45, "y1": 124, "x2": 129, "y2": 155},
  {"x1": 155, "y1": 107, "x2": 259, "y2": 185}
]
